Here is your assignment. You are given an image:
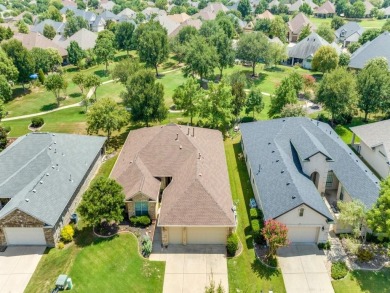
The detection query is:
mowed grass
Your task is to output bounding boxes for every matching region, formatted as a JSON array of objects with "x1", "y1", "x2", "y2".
[
  {"x1": 25, "y1": 233, "x2": 165, "y2": 293},
  {"x1": 225, "y1": 137, "x2": 286, "y2": 293},
  {"x1": 308, "y1": 16, "x2": 386, "y2": 29},
  {"x1": 332, "y1": 269, "x2": 390, "y2": 293}
]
